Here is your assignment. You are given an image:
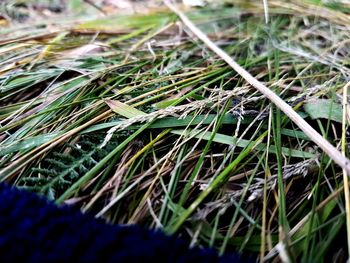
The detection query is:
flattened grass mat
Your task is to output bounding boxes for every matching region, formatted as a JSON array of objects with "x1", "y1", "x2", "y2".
[{"x1": 1, "y1": 1, "x2": 350, "y2": 261}]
